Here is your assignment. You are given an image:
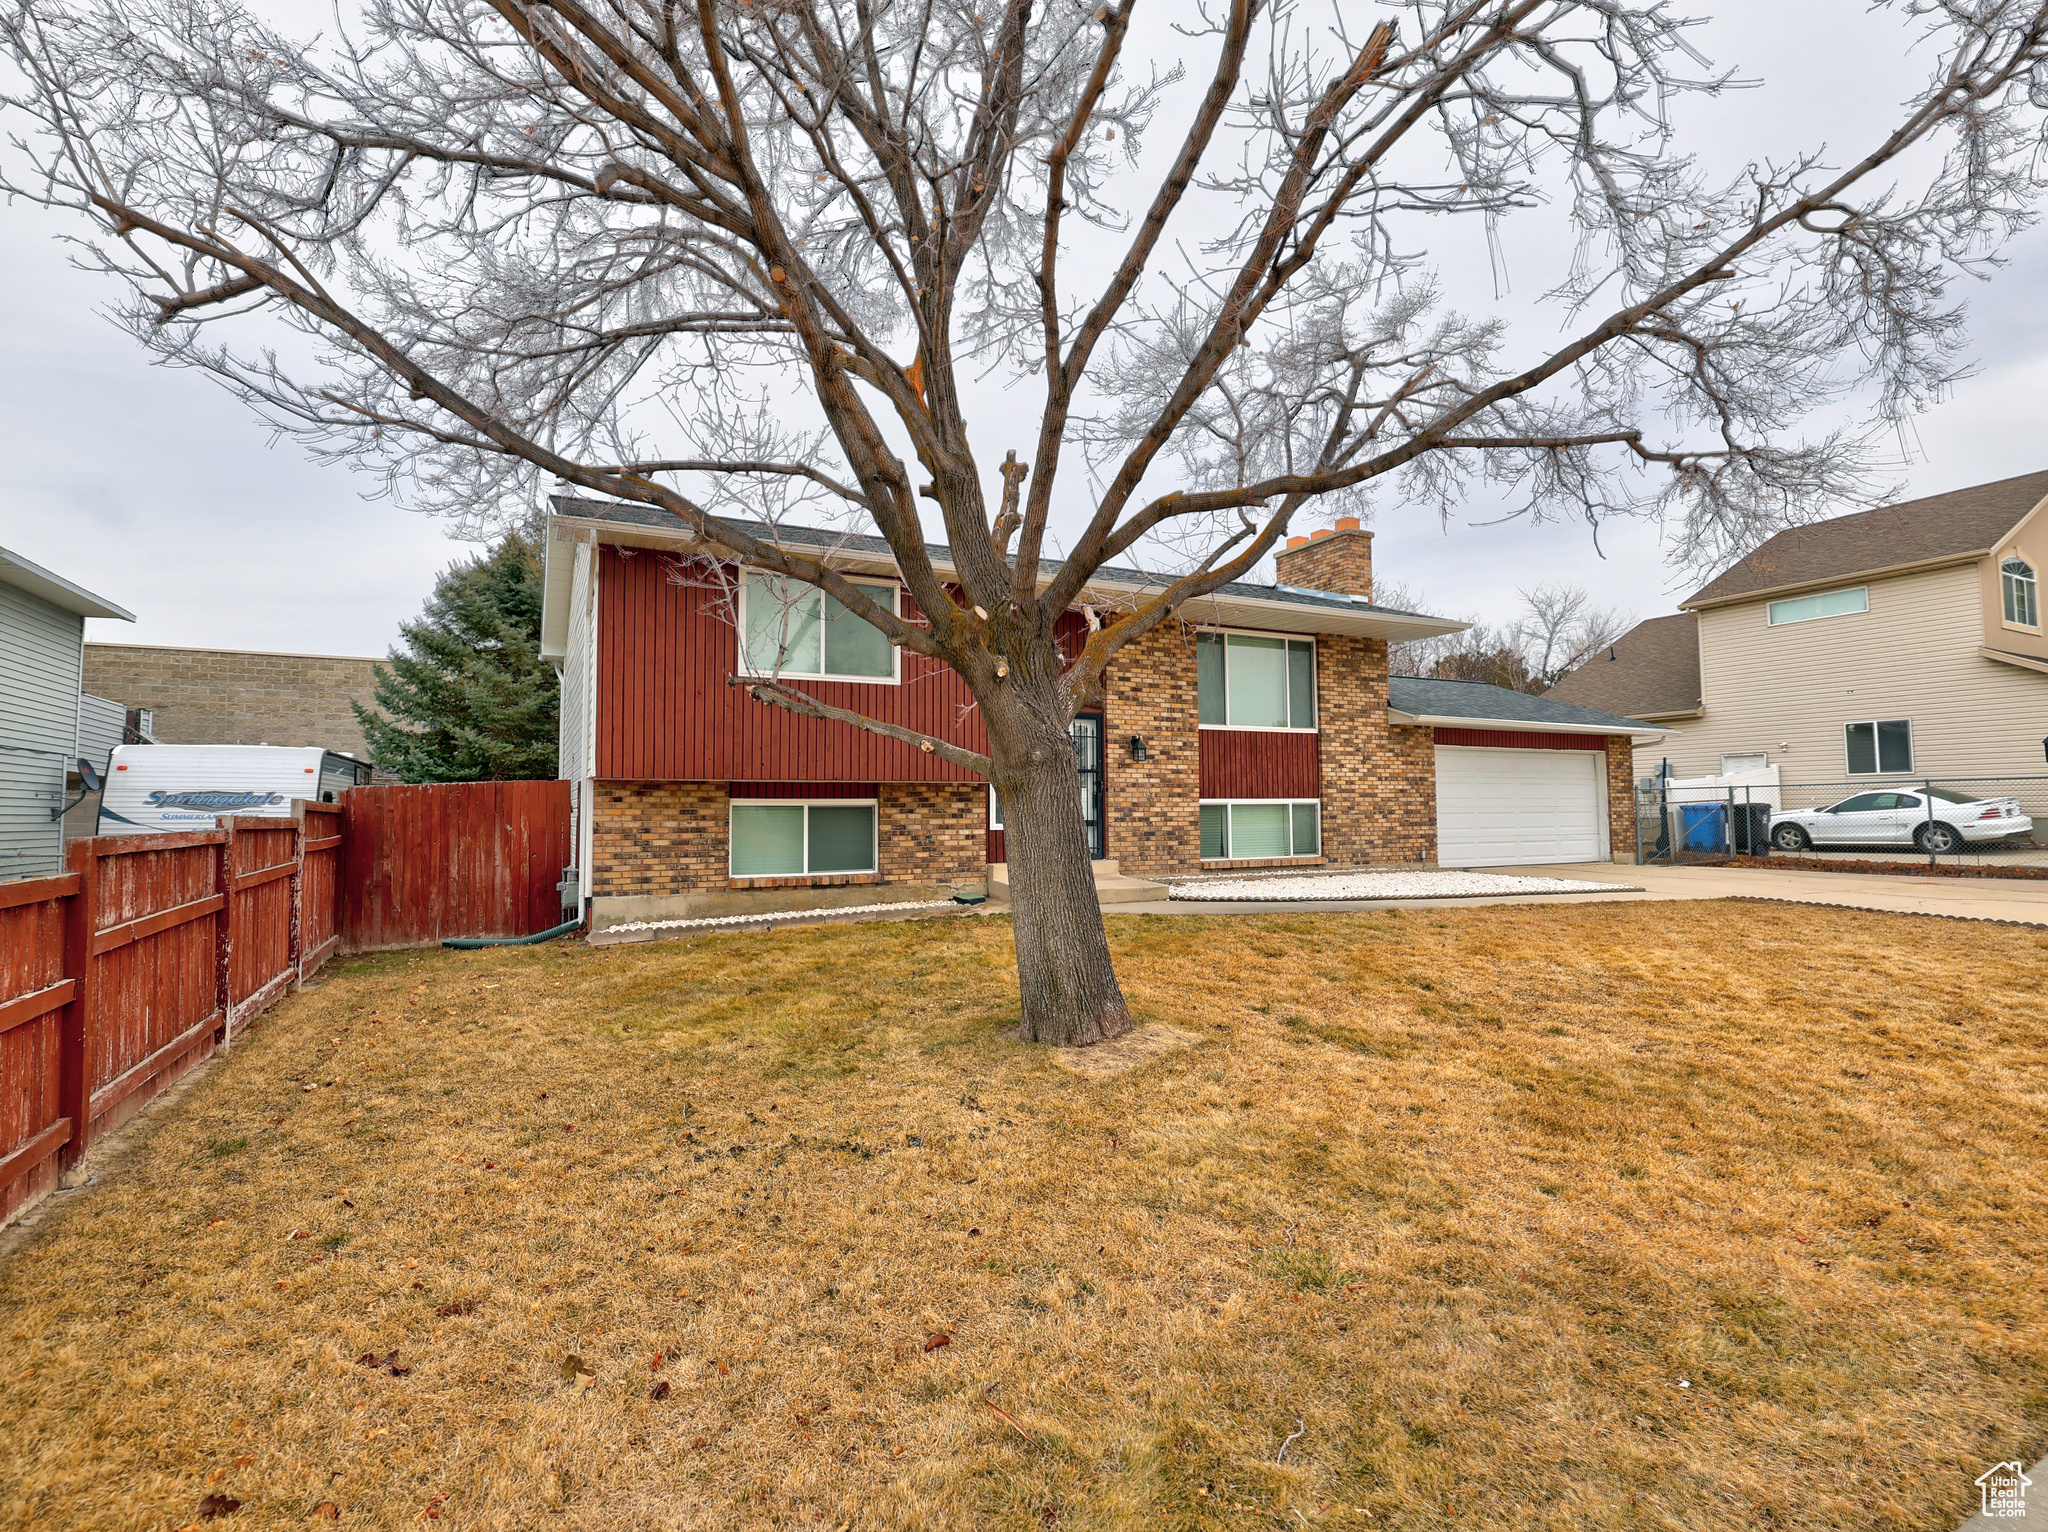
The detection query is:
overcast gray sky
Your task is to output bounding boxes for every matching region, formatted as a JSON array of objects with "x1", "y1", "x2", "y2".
[{"x1": 2, "y1": 0, "x2": 2043, "y2": 661}]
